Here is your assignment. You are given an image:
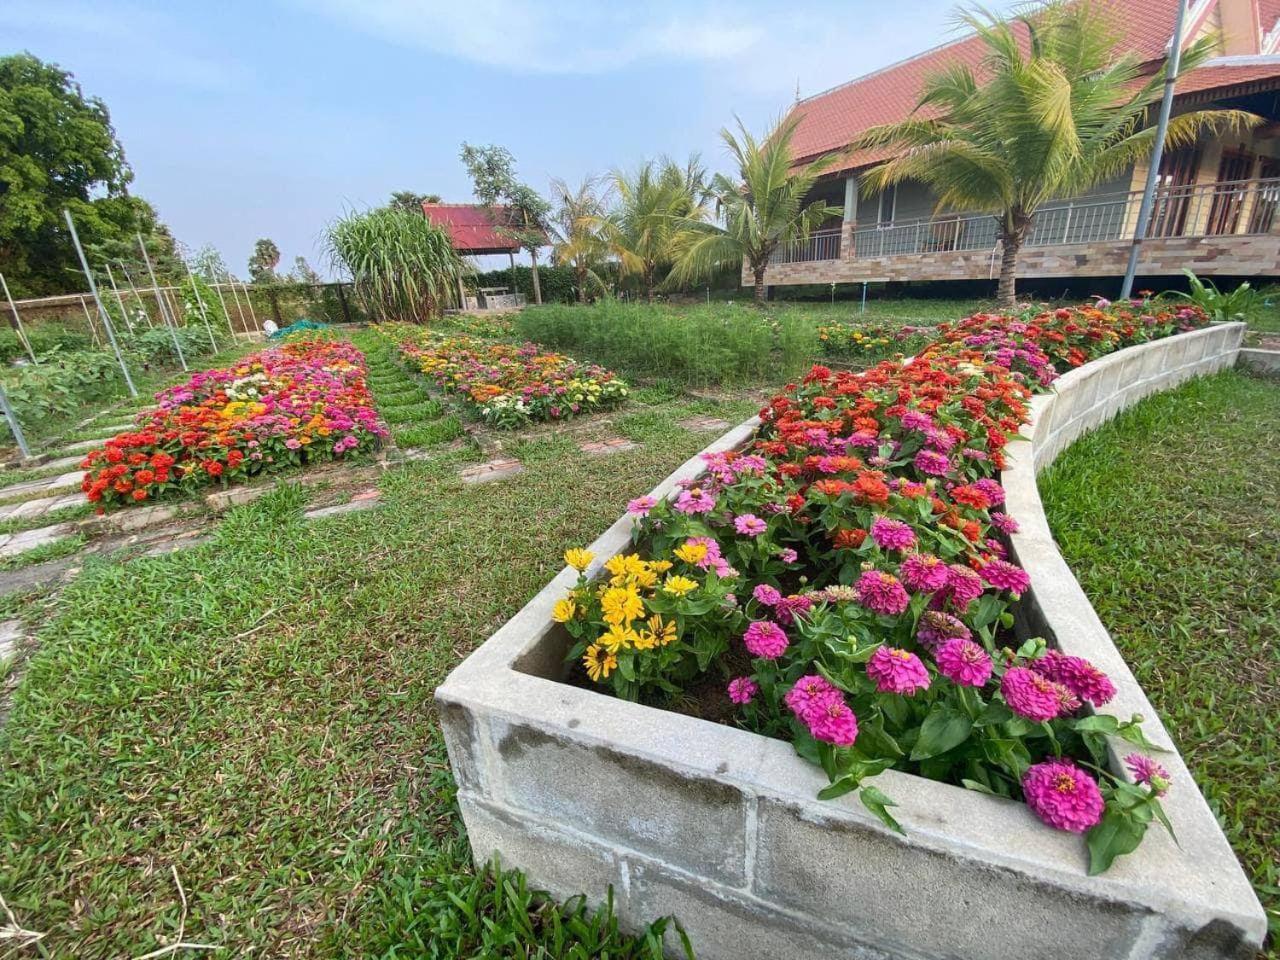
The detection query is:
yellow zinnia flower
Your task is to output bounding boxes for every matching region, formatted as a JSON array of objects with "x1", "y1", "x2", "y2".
[
  {"x1": 583, "y1": 644, "x2": 617, "y2": 682},
  {"x1": 650, "y1": 560, "x2": 673, "y2": 574},
  {"x1": 674, "y1": 542, "x2": 708, "y2": 565},
  {"x1": 600, "y1": 624, "x2": 639, "y2": 653},
  {"x1": 600, "y1": 586, "x2": 644, "y2": 626},
  {"x1": 662, "y1": 575, "x2": 698, "y2": 597},
  {"x1": 640, "y1": 614, "x2": 676, "y2": 648},
  {"x1": 564, "y1": 548, "x2": 595, "y2": 572},
  {"x1": 552, "y1": 598, "x2": 577, "y2": 623}
]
